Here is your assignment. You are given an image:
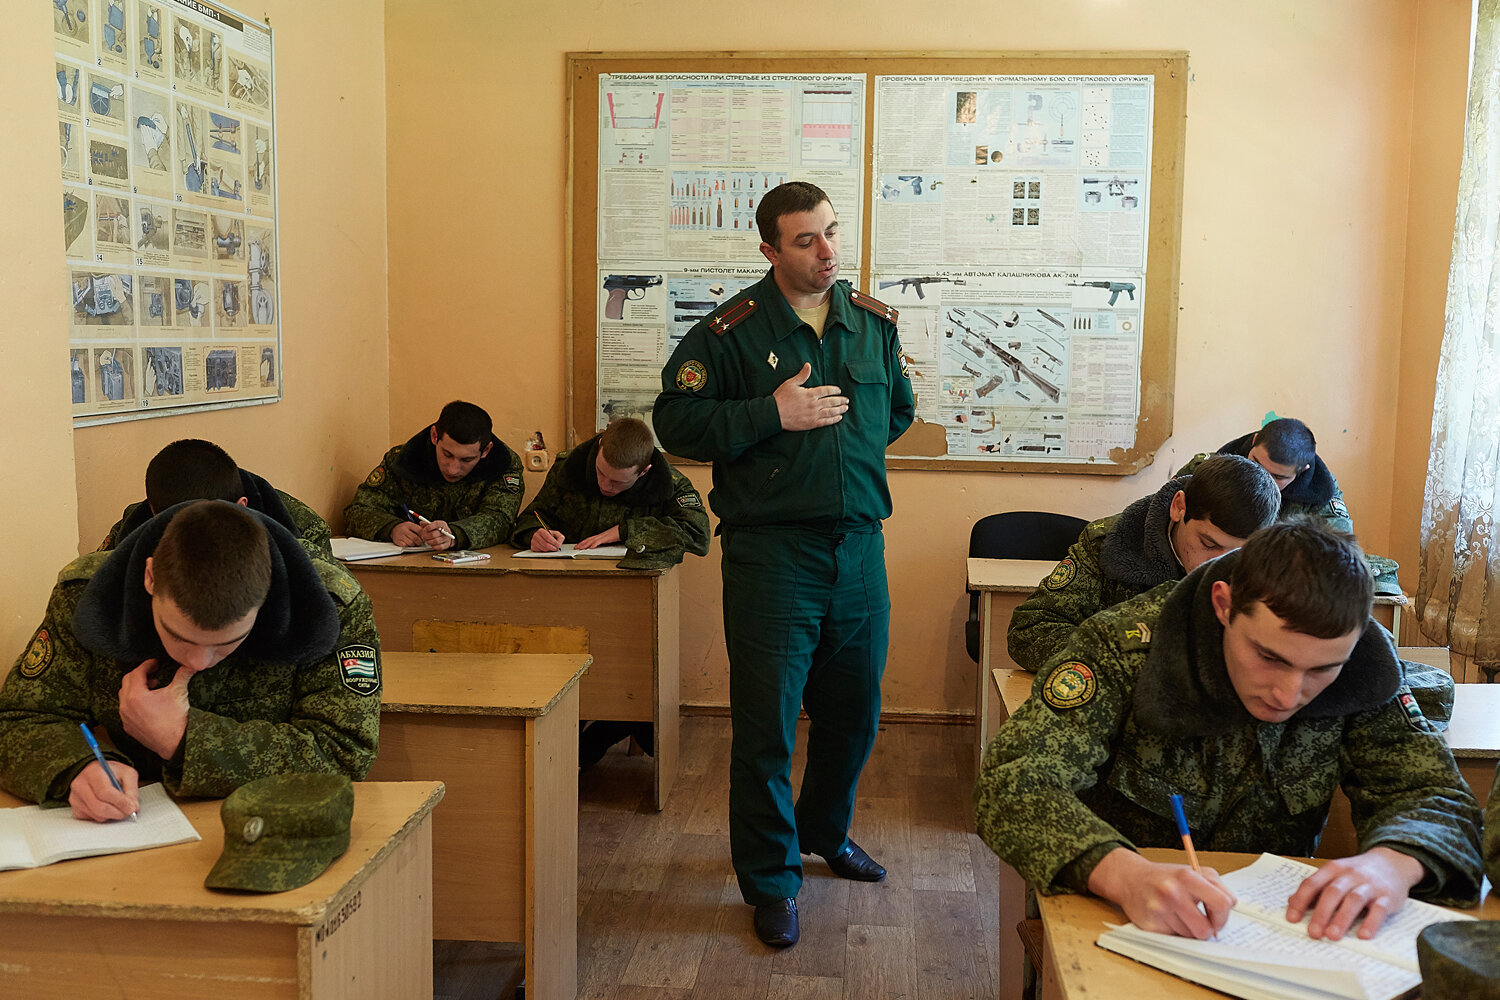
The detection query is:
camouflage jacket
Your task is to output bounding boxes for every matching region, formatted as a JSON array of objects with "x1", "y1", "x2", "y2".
[
  {"x1": 0, "y1": 508, "x2": 381, "y2": 805},
  {"x1": 1008, "y1": 478, "x2": 1187, "y2": 673},
  {"x1": 975, "y1": 551, "x2": 1483, "y2": 905},
  {"x1": 342, "y1": 426, "x2": 524, "y2": 549},
  {"x1": 1177, "y1": 431, "x2": 1351, "y2": 533},
  {"x1": 98, "y1": 467, "x2": 334, "y2": 559},
  {"x1": 1486, "y1": 767, "x2": 1500, "y2": 886},
  {"x1": 509, "y1": 435, "x2": 711, "y2": 570}
]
